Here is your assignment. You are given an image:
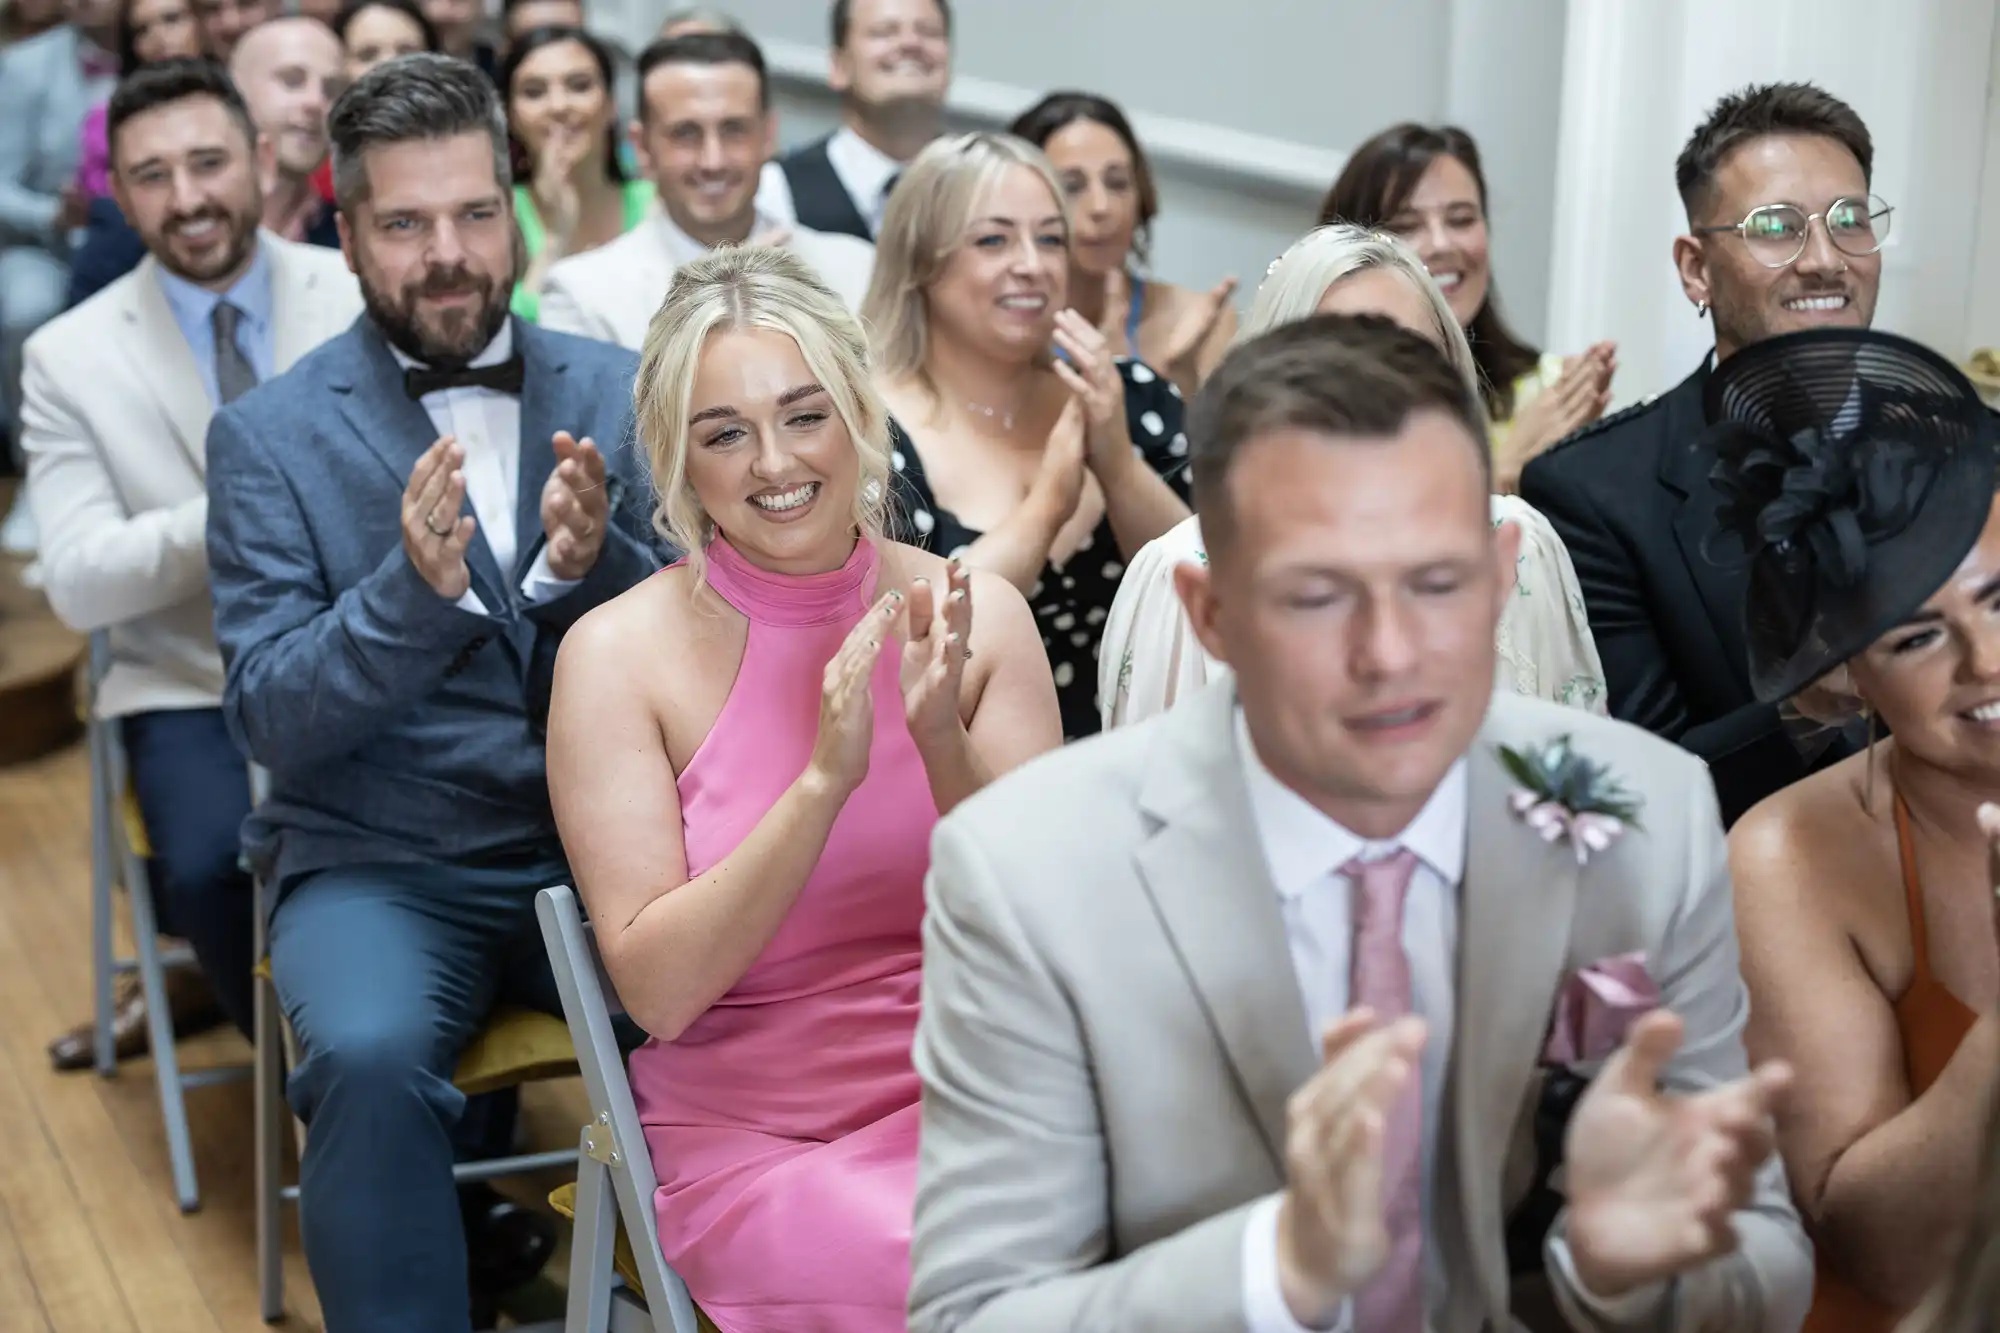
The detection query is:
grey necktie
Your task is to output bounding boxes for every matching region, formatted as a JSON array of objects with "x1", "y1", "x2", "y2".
[{"x1": 211, "y1": 301, "x2": 257, "y2": 404}]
